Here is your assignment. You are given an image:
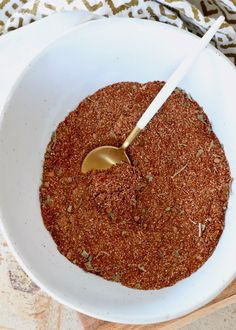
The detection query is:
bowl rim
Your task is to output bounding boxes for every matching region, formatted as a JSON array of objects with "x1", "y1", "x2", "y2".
[{"x1": 0, "y1": 17, "x2": 236, "y2": 324}]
